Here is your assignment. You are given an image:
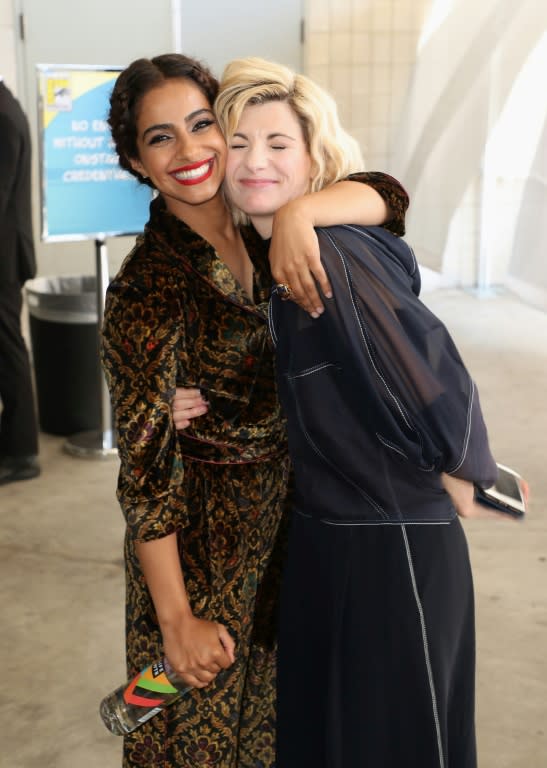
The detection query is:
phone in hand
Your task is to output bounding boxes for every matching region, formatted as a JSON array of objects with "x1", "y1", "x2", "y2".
[{"x1": 474, "y1": 463, "x2": 526, "y2": 519}]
